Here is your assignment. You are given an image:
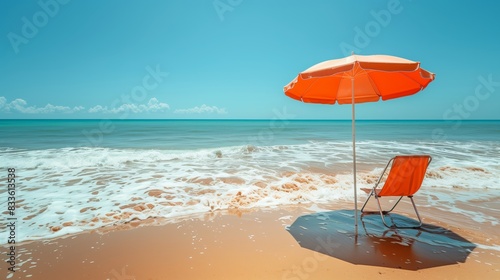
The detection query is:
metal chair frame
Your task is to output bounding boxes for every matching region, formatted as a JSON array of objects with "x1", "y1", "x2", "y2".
[{"x1": 360, "y1": 155, "x2": 432, "y2": 229}]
